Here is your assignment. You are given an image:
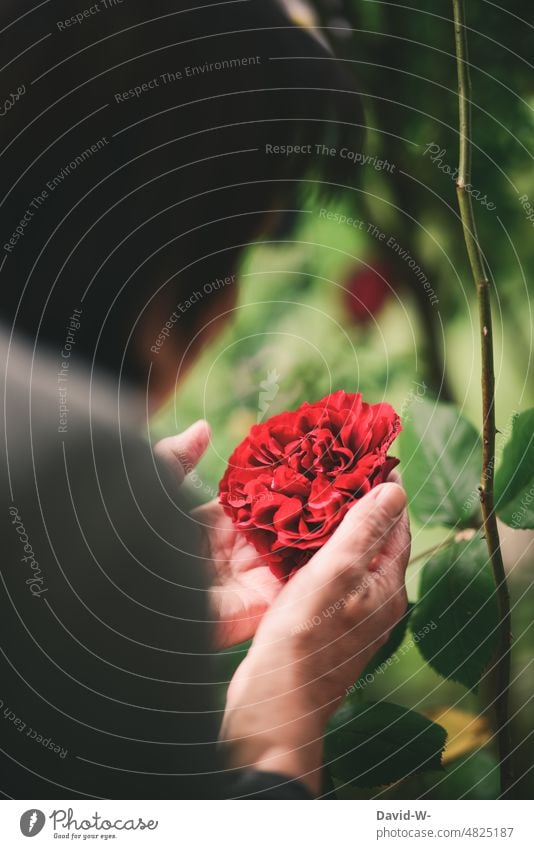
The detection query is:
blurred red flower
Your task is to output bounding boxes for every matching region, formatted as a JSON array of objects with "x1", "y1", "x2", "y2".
[{"x1": 344, "y1": 261, "x2": 393, "y2": 324}]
